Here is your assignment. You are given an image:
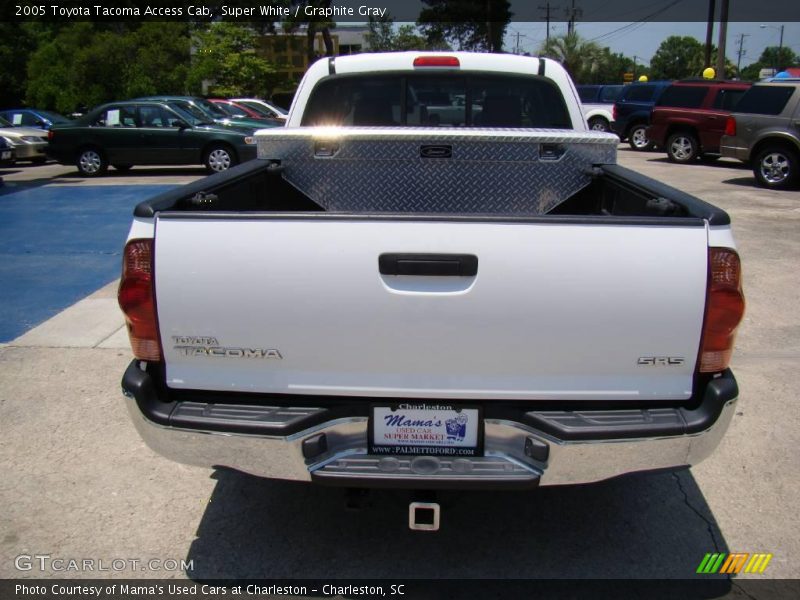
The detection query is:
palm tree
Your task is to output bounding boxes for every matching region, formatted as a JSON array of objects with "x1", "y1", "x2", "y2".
[{"x1": 538, "y1": 33, "x2": 603, "y2": 83}]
